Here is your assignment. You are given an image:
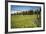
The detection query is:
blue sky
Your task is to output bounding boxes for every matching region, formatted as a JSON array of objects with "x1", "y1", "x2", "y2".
[{"x1": 11, "y1": 5, "x2": 41, "y2": 11}]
